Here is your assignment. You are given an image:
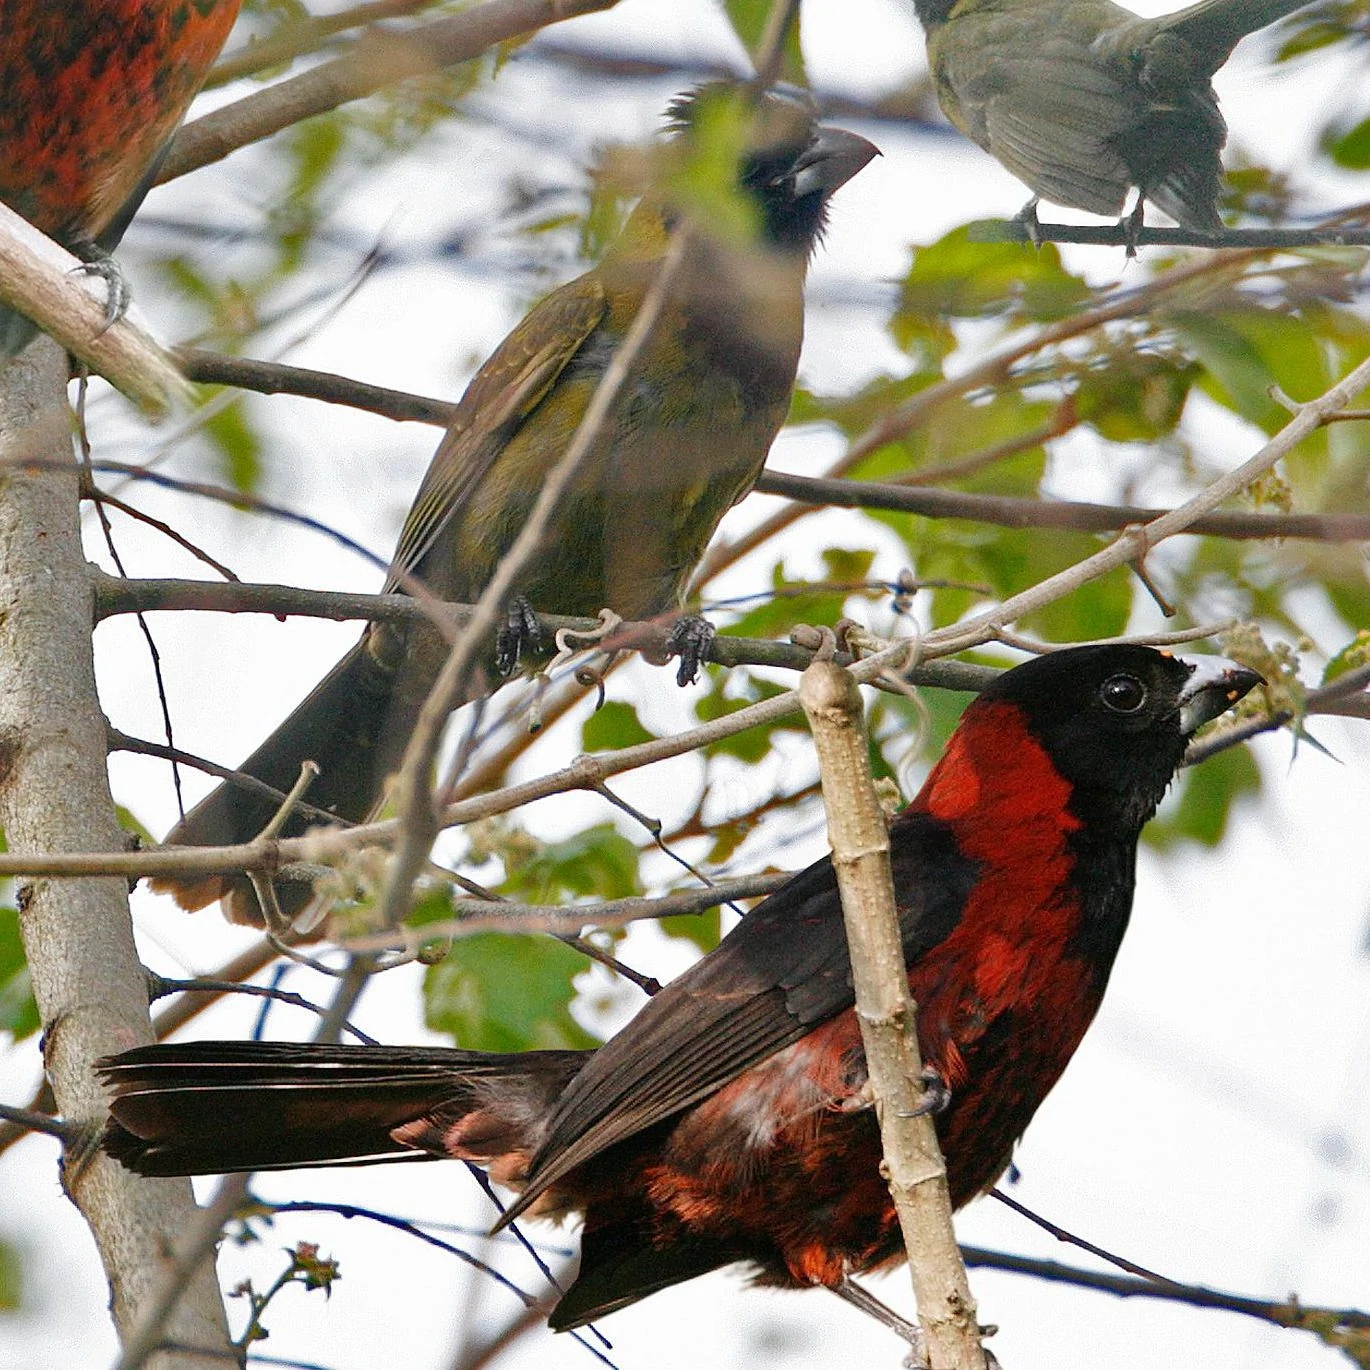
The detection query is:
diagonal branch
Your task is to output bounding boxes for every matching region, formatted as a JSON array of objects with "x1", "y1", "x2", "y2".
[{"x1": 160, "y1": 0, "x2": 622, "y2": 184}]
